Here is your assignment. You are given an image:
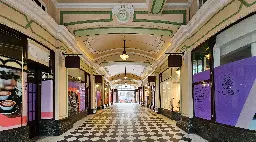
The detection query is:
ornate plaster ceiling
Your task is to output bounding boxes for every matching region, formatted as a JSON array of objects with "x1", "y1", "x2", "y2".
[
  {"x1": 58, "y1": 0, "x2": 188, "y2": 85},
  {"x1": 105, "y1": 64, "x2": 145, "y2": 77}
]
